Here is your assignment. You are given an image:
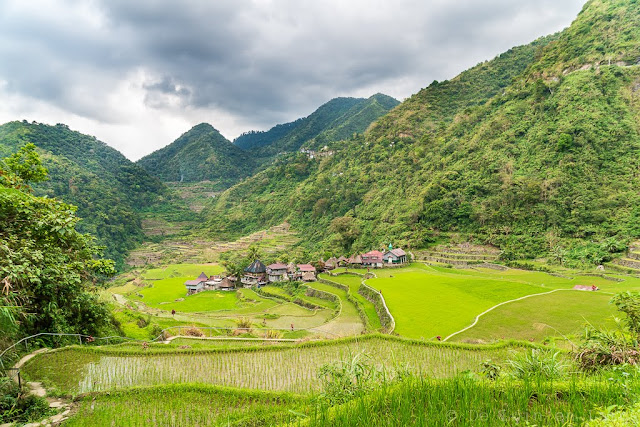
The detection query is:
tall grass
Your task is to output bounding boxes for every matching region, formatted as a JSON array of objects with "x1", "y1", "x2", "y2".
[{"x1": 306, "y1": 376, "x2": 636, "y2": 426}]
